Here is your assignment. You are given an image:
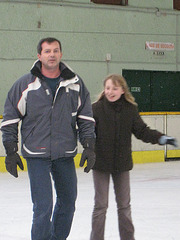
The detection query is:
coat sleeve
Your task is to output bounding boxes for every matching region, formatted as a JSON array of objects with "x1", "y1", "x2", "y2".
[
  {"x1": 0, "y1": 78, "x2": 25, "y2": 143},
  {"x1": 132, "y1": 107, "x2": 163, "y2": 144},
  {"x1": 92, "y1": 102, "x2": 99, "y2": 137},
  {"x1": 76, "y1": 78, "x2": 95, "y2": 145}
]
